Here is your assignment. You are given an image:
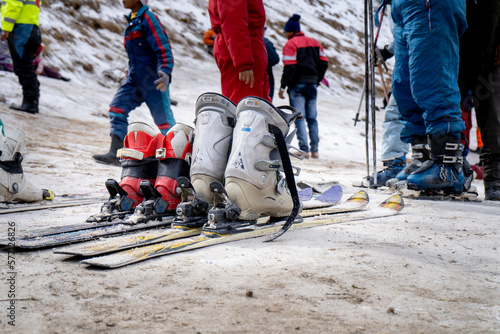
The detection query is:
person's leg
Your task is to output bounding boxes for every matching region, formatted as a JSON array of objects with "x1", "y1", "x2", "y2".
[
  {"x1": 8, "y1": 25, "x2": 41, "y2": 113},
  {"x1": 406, "y1": 0, "x2": 466, "y2": 139},
  {"x1": 475, "y1": 66, "x2": 500, "y2": 200},
  {"x1": 289, "y1": 84, "x2": 309, "y2": 153},
  {"x1": 93, "y1": 80, "x2": 143, "y2": 165},
  {"x1": 304, "y1": 84, "x2": 319, "y2": 155},
  {"x1": 390, "y1": 4, "x2": 426, "y2": 144},
  {"x1": 370, "y1": 94, "x2": 409, "y2": 186},
  {"x1": 109, "y1": 80, "x2": 144, "y2": 140},
  {"x1": 143, "y1": 78, "x2": 176, "y2": 135},
  {"x1": 402, "y1": 0, "x2": 468, "y2": 193},
  {"x1": 381, "y1": 94, "x2": 409, "y2": 161}
]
